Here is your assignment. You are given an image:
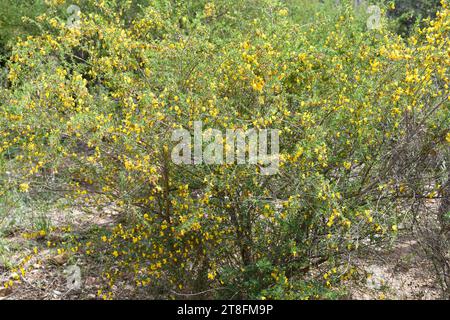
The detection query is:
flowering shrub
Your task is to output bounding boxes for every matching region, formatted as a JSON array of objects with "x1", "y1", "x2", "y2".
[{"x1": 1, "y1": 0, "x2": 449, "y2": 299}]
